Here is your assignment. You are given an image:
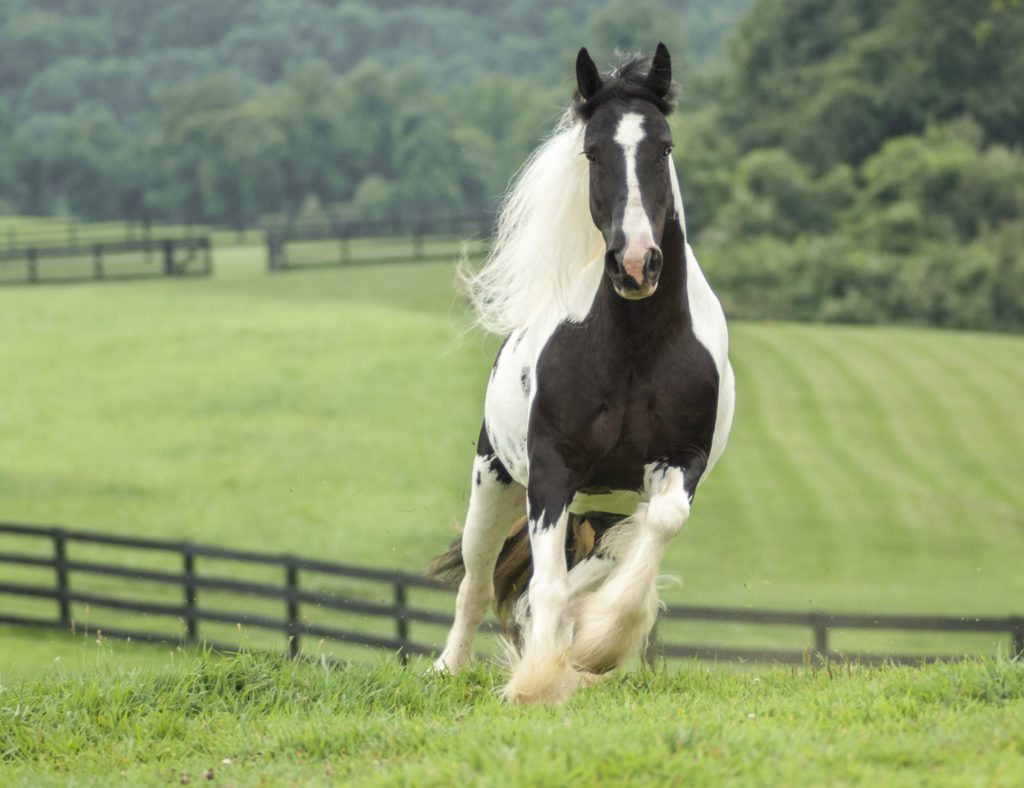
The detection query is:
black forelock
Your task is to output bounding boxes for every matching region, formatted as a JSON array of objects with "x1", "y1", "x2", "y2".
[{"x1": 572, "y1": 54, "x2": 679, "y2": 121}]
